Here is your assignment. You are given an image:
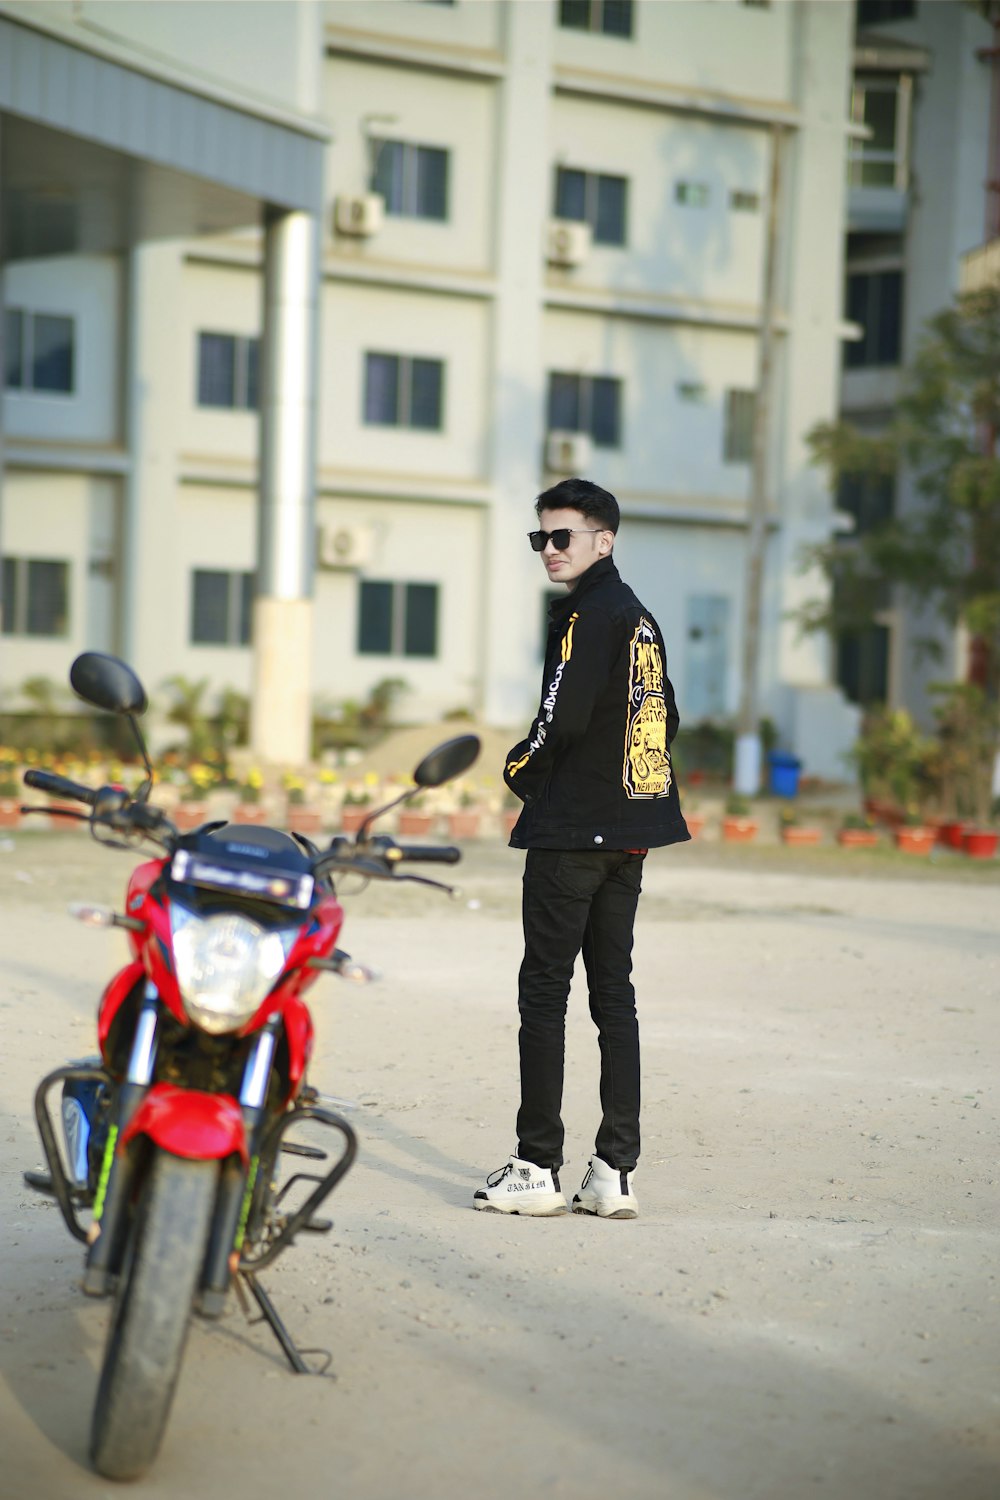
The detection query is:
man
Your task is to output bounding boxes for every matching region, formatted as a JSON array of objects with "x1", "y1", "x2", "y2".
[{"x1": 474, "y1": 477, "x2": 689, "y2": 1219}]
